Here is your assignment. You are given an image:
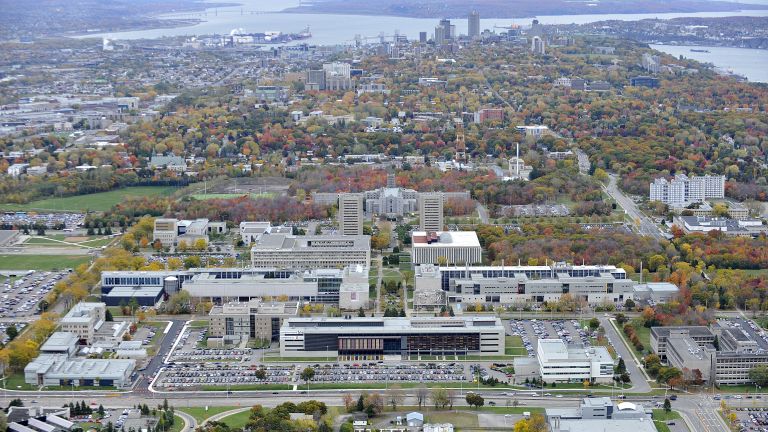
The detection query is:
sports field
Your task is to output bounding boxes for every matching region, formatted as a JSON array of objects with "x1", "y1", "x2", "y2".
[
  {"x1": 0, "y1": 186, "x2": 177, "y2": 212},
  {"x1": 0, "y1": 254, "x2": 90, "y2": 270}
]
